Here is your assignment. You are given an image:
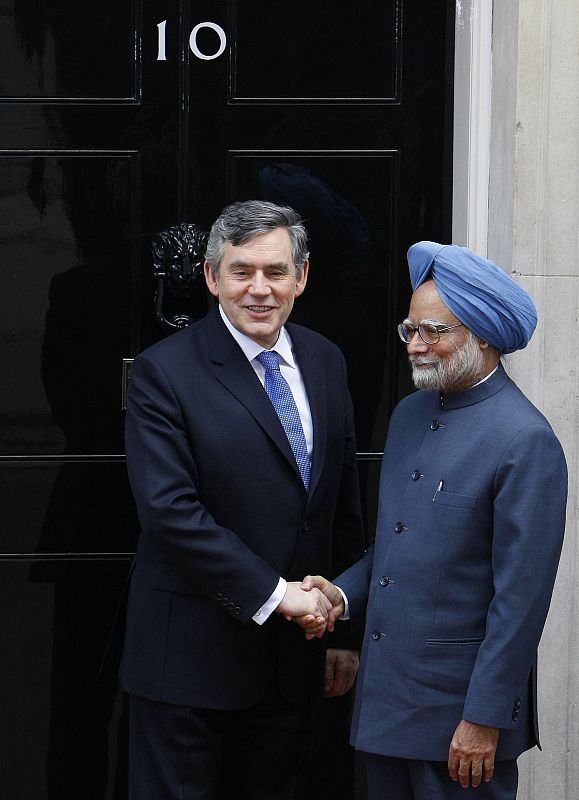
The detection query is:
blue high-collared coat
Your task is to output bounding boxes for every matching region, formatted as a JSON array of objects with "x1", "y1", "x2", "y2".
[{"x1": 338, "y1": 365, "x2": 566, "y2": 761}]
